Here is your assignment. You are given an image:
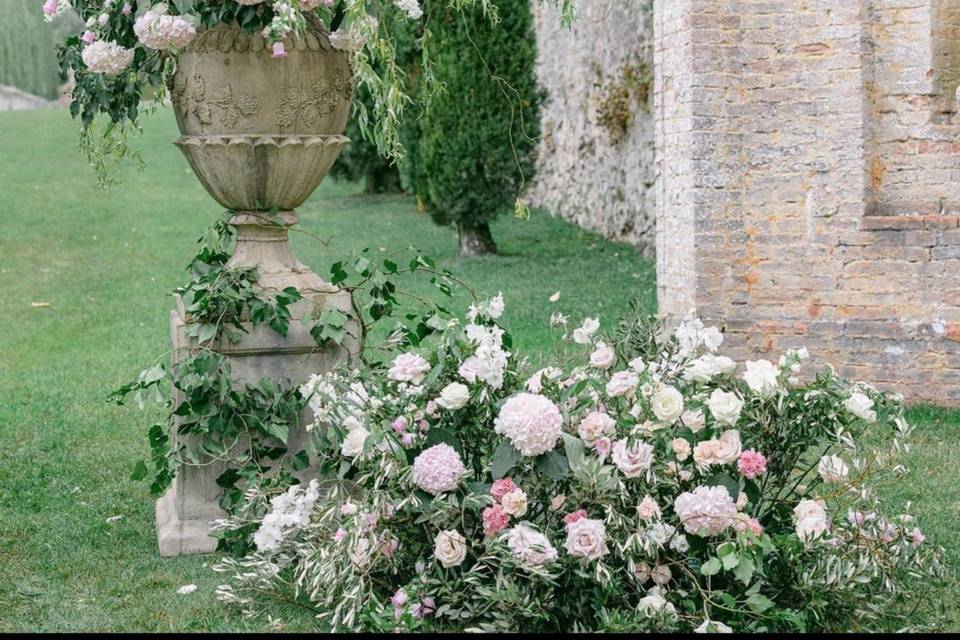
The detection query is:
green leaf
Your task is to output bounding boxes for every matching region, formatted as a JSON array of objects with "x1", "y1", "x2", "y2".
[
  {"x1": 425, "y1": 427, "x2": 460, "y2": 452},
  {"x1": 262, "y1": 421, "x2": 289, "y2": 445},
  {"x1": 130, "y1": 460, "x2": 148, "y2": 481},
  {"x1": 703, "y1": 472, "x2": 740, "y2": 501},
  {"x1": 562, "y1": 433, "x2": 585, "y2": 470},
  {"x1": 746, "y1": 593, "x2": 774, "y2": 613},
  {"x1": 700, "y1": 557, "x2": 722, "y2": 576},
  {"x1": 536, "y1": 450, "x2": 570, "y2": 480},
  {"x1": 721, "y1": 550, "x2": 740, "y2": 571},
  {"x1": 491, "y1": 440, "x2": 523, "y2": 479},
  {"x1": 733, "y1": 554, "x2": 755, "y2": 584}
]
